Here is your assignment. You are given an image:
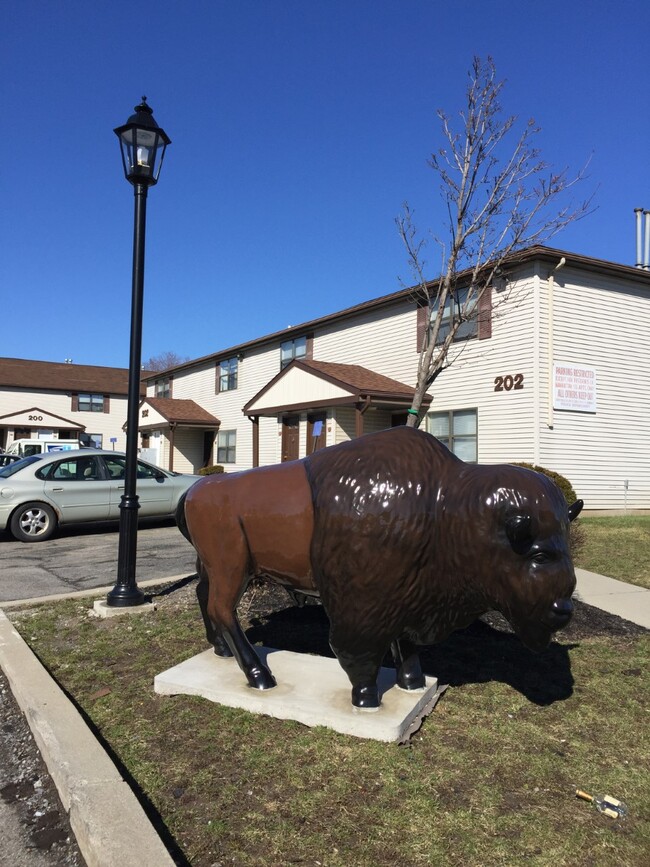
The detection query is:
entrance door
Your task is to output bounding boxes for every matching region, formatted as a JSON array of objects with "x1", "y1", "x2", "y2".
[
  {"x1": 307, "y1": 413, "x2": 327, "y2": 454},
  {"x1": 281, "y1": 415, "x2": 300, "y2": 462}
]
